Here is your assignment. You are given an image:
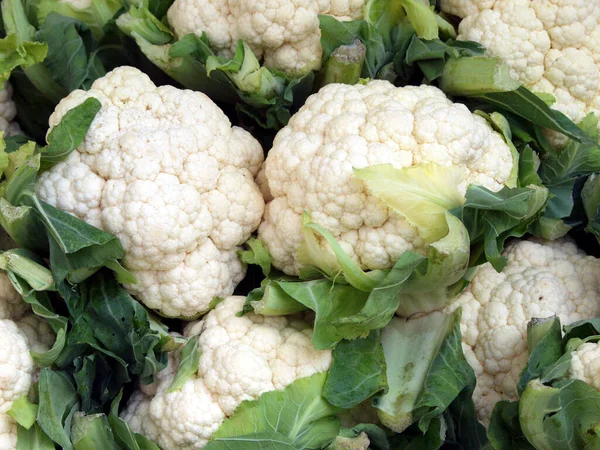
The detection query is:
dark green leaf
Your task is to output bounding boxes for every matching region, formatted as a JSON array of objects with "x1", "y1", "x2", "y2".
[
  {"x1": 324, "y1": 331, "x2": 387, "y2": 409},
  {"x1": 16, "y1": 423, "x2": 55, "y2": 450}
]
